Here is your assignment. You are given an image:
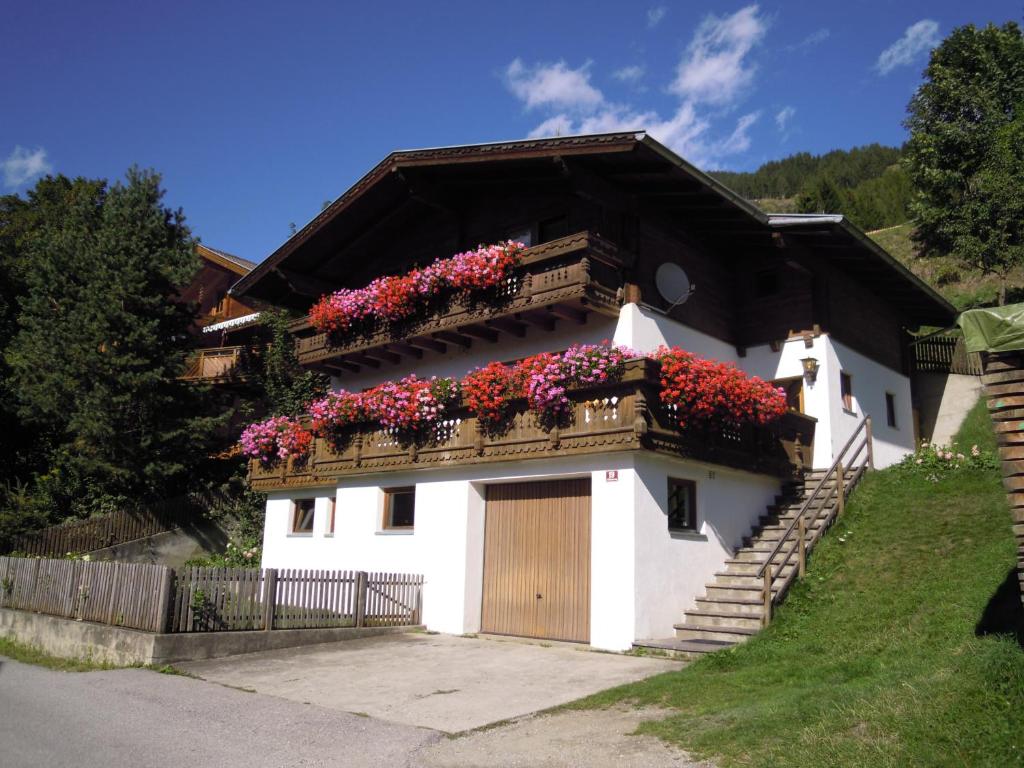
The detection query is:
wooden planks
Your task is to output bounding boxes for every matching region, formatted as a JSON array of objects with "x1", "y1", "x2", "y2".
[
  {"x1": 481, "y1": 478, "x2": 591, "y2": 643},
  {"x1": 0, "y1": 556, "x2": 170, "y2": 632}
]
